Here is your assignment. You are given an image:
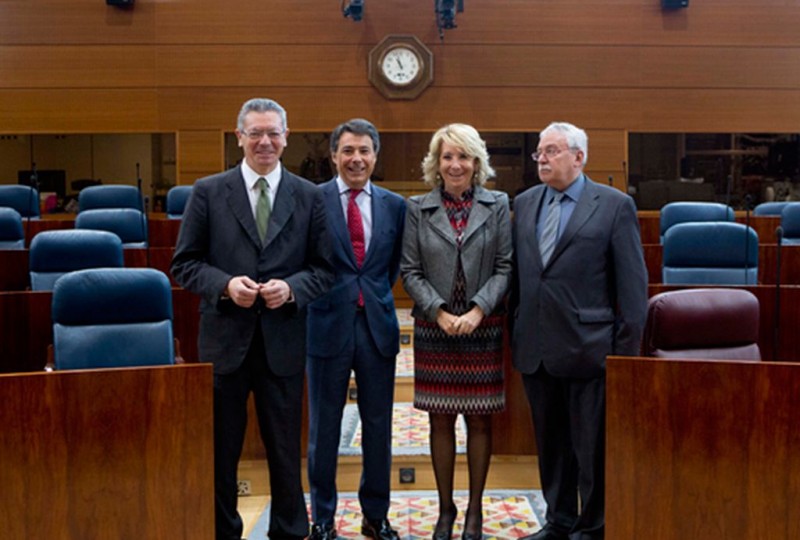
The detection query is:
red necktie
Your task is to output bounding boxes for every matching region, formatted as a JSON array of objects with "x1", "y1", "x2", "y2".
[{"x1": 347, "y1": 189, "x2": 365, "y2": 307}]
